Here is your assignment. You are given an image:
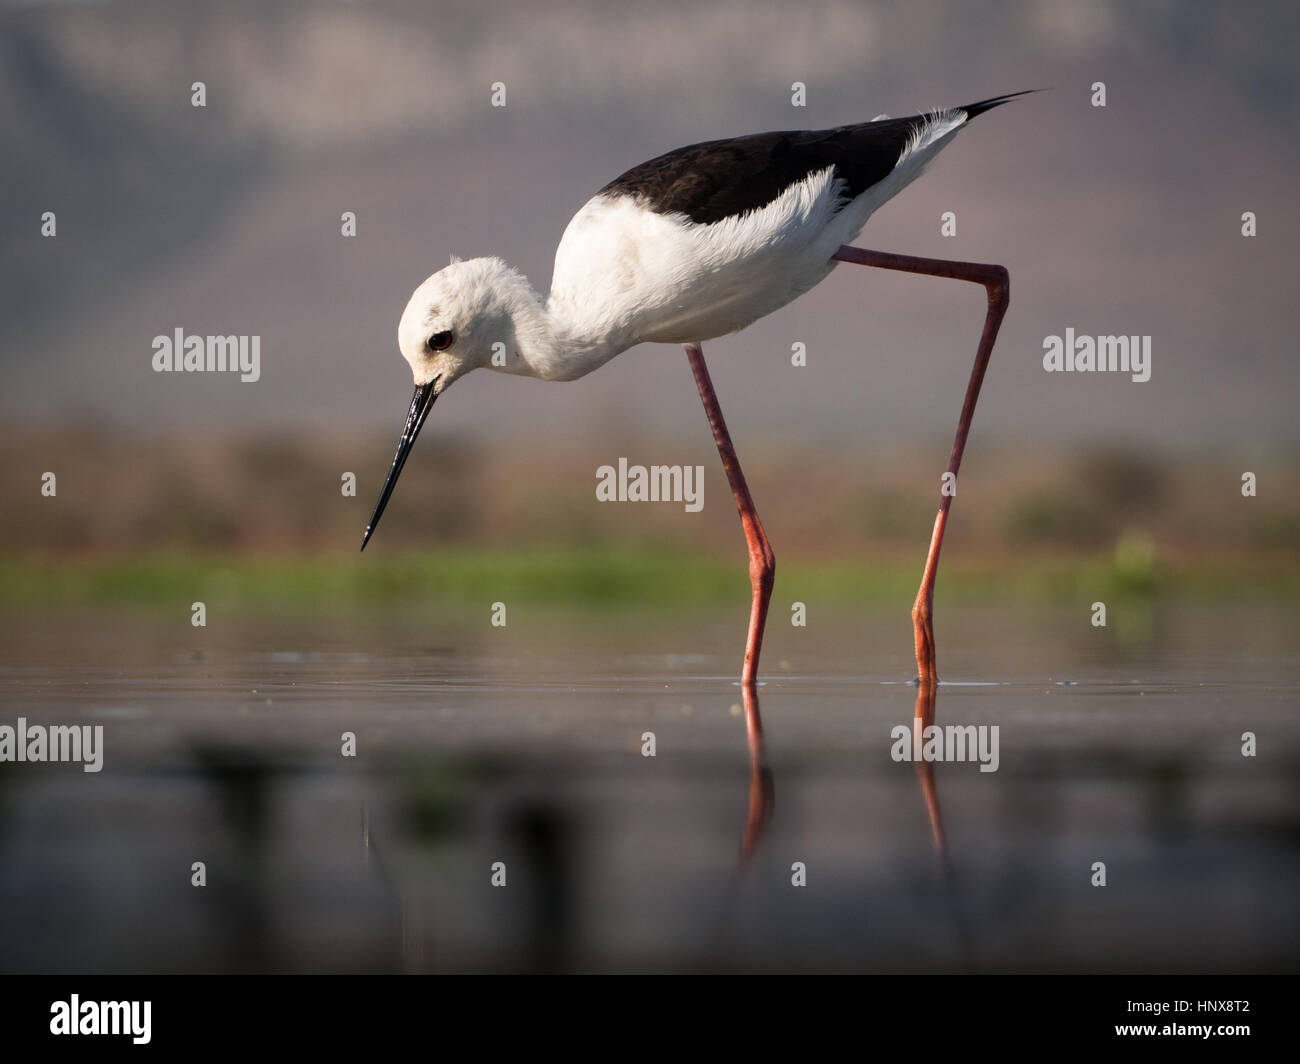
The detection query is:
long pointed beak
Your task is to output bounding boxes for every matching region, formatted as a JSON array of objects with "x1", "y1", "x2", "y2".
[{"x1": 360, "y1": 379, "x2": 438, "y2": 551}]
